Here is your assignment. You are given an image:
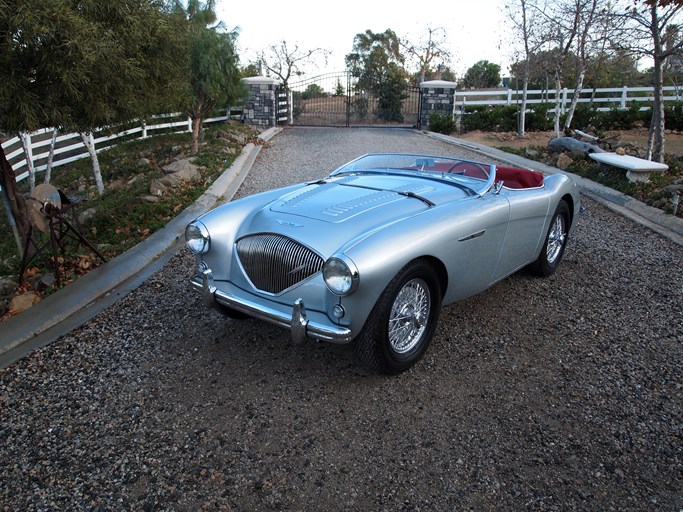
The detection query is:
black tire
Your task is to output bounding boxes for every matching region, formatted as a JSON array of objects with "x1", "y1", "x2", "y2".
[
  {"x1": 529, "y1": 200, "x2": 570, "y2": 277},
  {"x1": 356, "y1": 260, "x2": 442, "y2": 374}
]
